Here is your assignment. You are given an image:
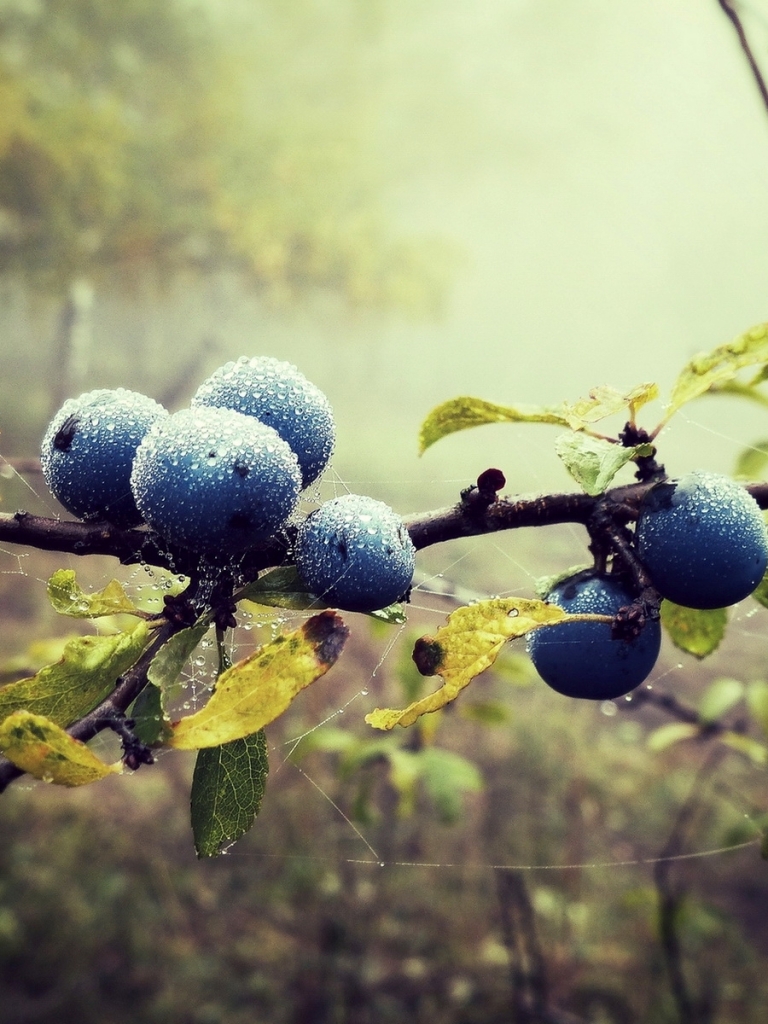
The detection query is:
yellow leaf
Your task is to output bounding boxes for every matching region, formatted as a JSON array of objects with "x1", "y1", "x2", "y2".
[
  {"x1": 0, "y1": 711, "x2": 120, "y2": 786},
  {"x1": 168, "y1": 611, "x2": 349, "y2": 749},
  {"x1": 419, "y1": 397, "x2": 570, "y2": 453},
  {"x1": 366, "y1": 598, "x2": 581, "y2": 730}
]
